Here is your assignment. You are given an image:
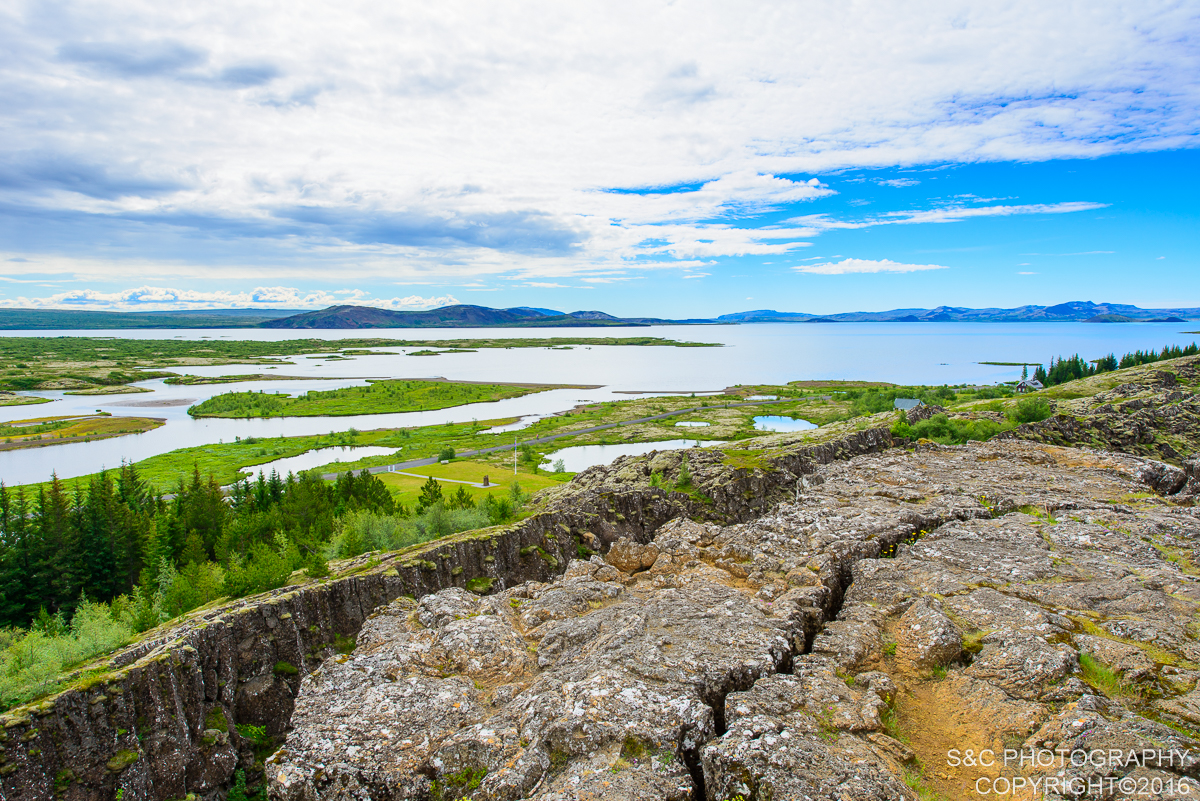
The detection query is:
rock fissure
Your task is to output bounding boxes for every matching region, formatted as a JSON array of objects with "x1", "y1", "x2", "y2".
[{"x1": 270, "y1": 434, "x2": 1200, "y2": 800}]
